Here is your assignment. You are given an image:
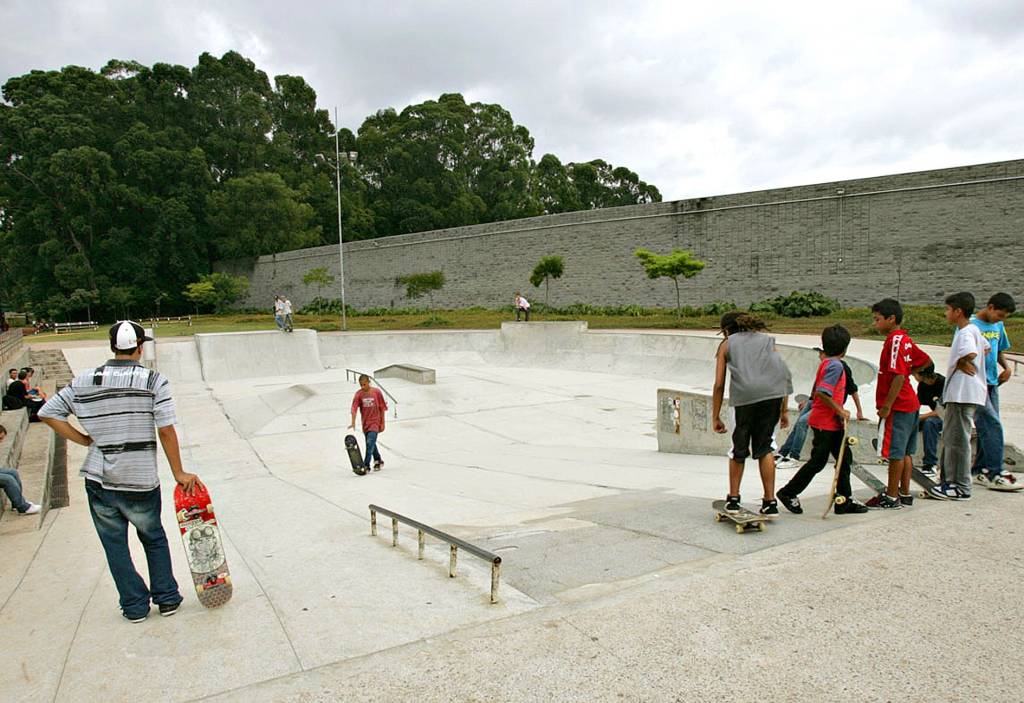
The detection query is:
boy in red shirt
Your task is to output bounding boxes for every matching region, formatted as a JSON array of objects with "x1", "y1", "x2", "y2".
[
  {"x1": 348, "y1": 374, "x2": 388, "y2": 471},
  {"x1": 776, "y1": 325, "x2": 868, "y2": 515},
  {"x1": 871, "y1": 298, "x2": 931, "y2": 508}
]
